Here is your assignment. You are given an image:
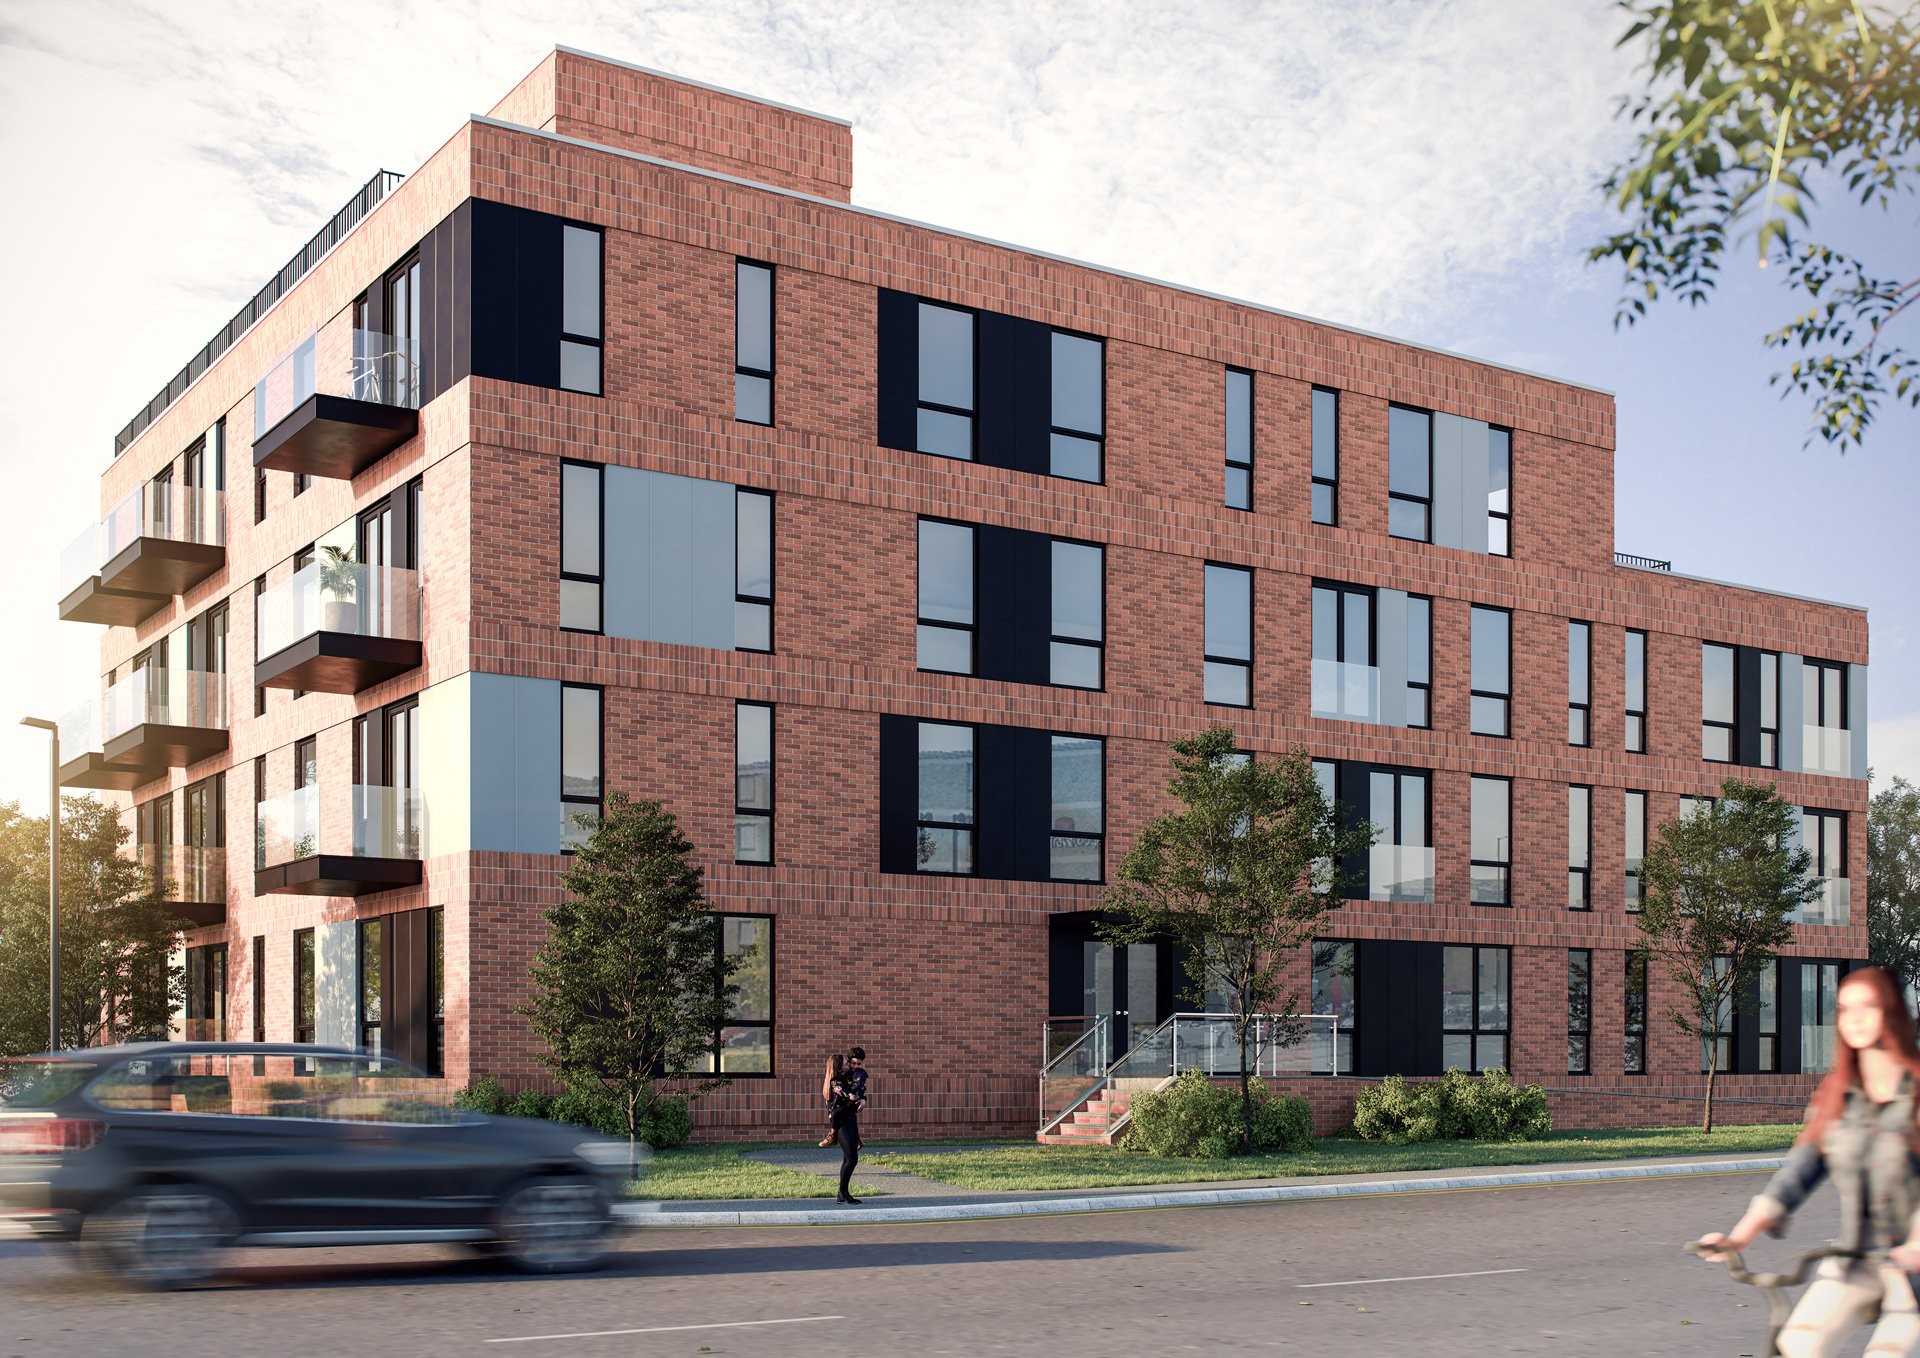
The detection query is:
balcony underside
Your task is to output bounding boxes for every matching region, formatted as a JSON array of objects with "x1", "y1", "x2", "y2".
[
  {"x1": 57, "y1": 751, "x2": 162, "y2": 791},
  {"x1": 165, "y1": 899, "x2": 227, "y2": 927},
  {"x1": 255, "y1": 855, "x2": 423, "y2": 897},
  {"x1": 102, "y1": 723, "x2": 229, "y2": 770},
  {"x1": 253, "y1": 394, "x2": 417, "y2": 480},
  {"x1": 57, "y1": 575, "x2": 169, "y2": 626},
  {"x1": 255, "y1": 633, "x2": 423, "y2": 694},
  {"x1": 102, "y1": 536, "x2": 224, "y2": 599}
]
